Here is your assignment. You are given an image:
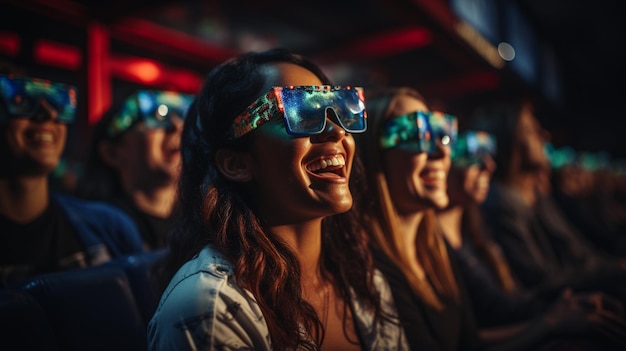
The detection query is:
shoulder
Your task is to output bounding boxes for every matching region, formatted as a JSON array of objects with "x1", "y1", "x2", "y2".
[
  {"x1": 351, "y1": 268, "x2": 410, "y2": 351},
  {"x1": 148, "y1": 245, "x2": 271, "y2": 350},
  {"x1": 52, "y1": 193, "x2": 135, "y2": 226},
  {"x1": 52, "y1": 192, "x2": 144, "y2": 255},
  {"x1": 52, "y1": 193, "x2": 128, "y2": 219}
]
